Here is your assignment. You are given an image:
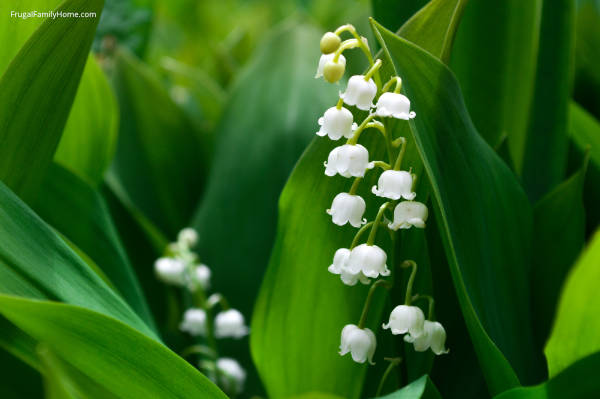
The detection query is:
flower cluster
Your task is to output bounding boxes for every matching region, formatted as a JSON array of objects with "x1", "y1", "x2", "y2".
[
  {"x1": 154, "y1": 228, "x2": 247, "y2": 395},
  {"x1": 314, "y1": 25, "x2": 448, "y2": 366}
]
